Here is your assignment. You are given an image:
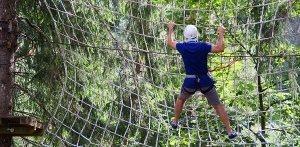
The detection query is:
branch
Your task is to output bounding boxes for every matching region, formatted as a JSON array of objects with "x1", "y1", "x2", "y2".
[
  {"x1": 103, "y1": 21, "x2": 128, "y2": 60},
  {"x1": 103, "y1": 21, "x2": 142, "y2": 83},
  {"x1": 21, "y1": 137, "x2": 39, "y2": 146},
  {"x1": 13, "y1": 71, "x2": 33, "y2": 75},
  {"x1": 13, "y1": 110, "x2": 40, "y2": 119},
  {"x1": 265, "y1": 97, "x2": 293, "y2": 111},
  {"x1": 14, "y1": 83, "x2": 70, "y2": 146},
  {"x1": 265, "y1": 127, "x2": 297, "y2": 135},
  {"x1": 212, "y1": 9, "x2": 257, "y2": 65},
  {"x1": 262, "y1": 78, "x2": 290, "y2": 92},
  {"x1": 241, "y1": 124, "x2": 266, "y2": 142},
  {"x1": 17, "y1": 16, "x2": 54, "y2": 56},
  {"x1": 13, "y1": 83, "x2": 54, "y2": 126}
]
